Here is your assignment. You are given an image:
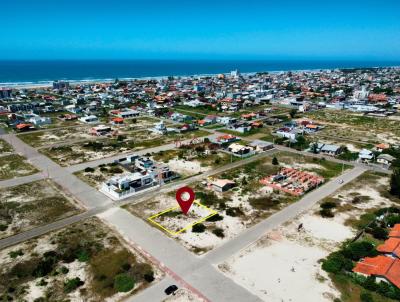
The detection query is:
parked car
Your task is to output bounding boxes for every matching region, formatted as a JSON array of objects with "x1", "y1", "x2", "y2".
[{"x1": 164, "y1": 285, "x2": 178, "y2": 295}]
